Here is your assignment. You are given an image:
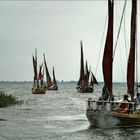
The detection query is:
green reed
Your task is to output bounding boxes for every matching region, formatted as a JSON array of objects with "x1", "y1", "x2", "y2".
[{"x1": 0, "y1": 91, "x2": 23, "y2": 107}]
